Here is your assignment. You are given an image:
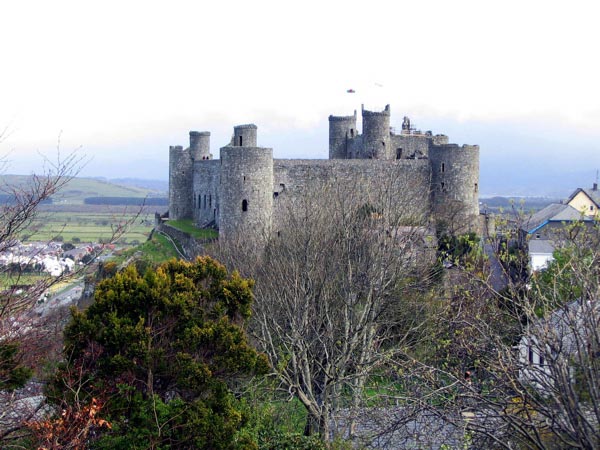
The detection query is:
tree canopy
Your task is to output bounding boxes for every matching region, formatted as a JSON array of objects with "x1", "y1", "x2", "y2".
[{"x1": 45, "y1": 257, "x2": 268, "y2": 449}]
